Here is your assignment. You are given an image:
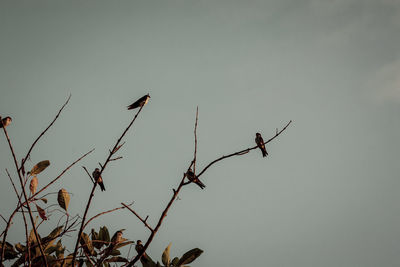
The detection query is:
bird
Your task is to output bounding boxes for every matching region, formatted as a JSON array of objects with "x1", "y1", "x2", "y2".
[
  {"x1": 92, "y1": 168, "x2": 106, "y2": 191},
  {"x1": 186, "y1": 168, "x2": 206, "y2": 189},
  {"x1": 110, "y1": 230, "x2": 123, "y2": 246},
  {"x1": 135, "y1": 240, "x2": 149, "y2": 263},
  {"x1": 0, "y1": 117, "x2": 12, "y2": 128},
  {"x1": 255, "y1": 132, "x2": 268, "y2": 157},
  {"x1": 127, "y1": 94, "x2": 150, "y2": 110}
]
